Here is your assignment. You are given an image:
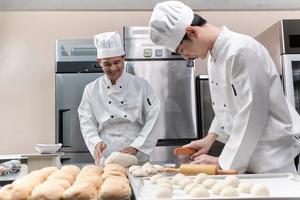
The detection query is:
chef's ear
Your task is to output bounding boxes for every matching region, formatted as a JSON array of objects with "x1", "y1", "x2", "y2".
[
  {"x1": 96, "y1": 58, "x2": 101, "y2": 64},
  {"x1": 185, "y1": 26, "x2": 197, "y2": 40}
]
